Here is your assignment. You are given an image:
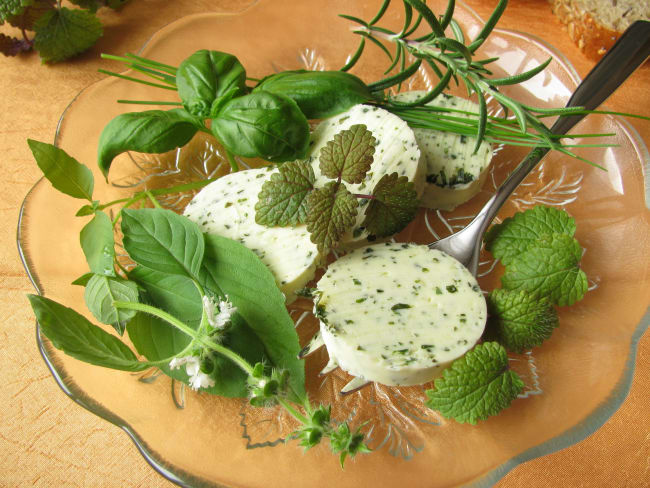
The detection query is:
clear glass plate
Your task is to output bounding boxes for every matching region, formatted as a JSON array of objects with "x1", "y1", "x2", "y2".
[{"x1": 17, "y1": 0, "x2": 650, "y2": 487}]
